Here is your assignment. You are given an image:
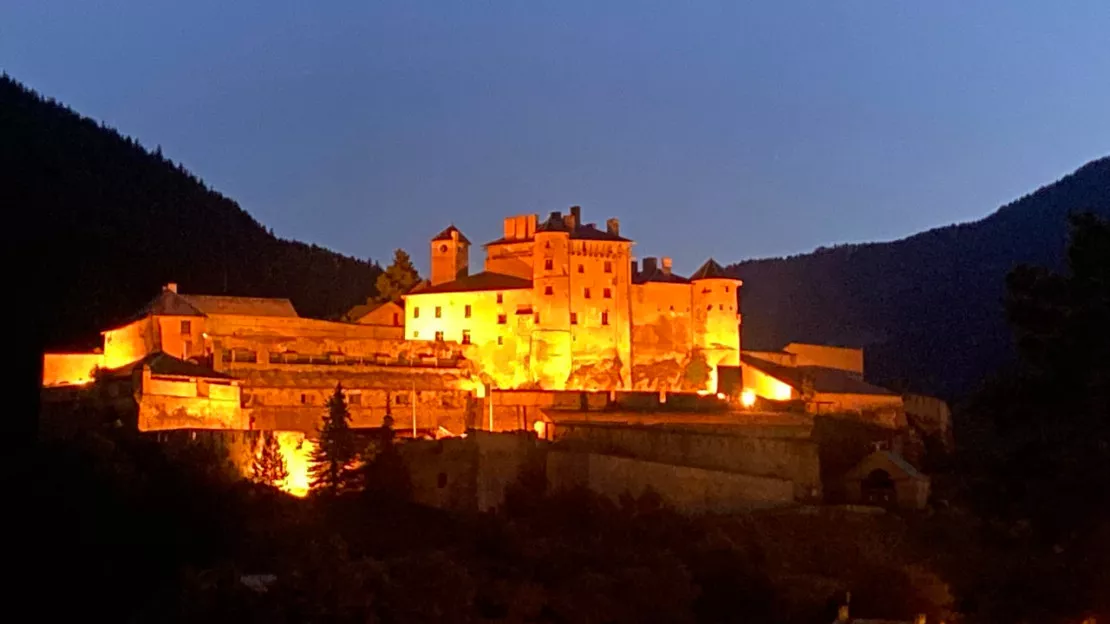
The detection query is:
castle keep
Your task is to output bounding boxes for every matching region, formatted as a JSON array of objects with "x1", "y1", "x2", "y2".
[
  {"x1": 42, "y1": 206, "x2": 925, "y2": 507},
  {"x1": 405, "y1": 207, "x2": 742, "y2": 393}
]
